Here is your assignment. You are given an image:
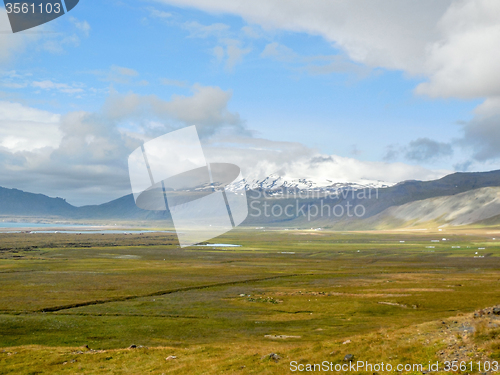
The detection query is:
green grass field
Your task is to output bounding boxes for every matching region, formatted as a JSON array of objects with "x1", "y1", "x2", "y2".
[{"x1": 1, "y1": 228, "x2": 500, "y2": 374}]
